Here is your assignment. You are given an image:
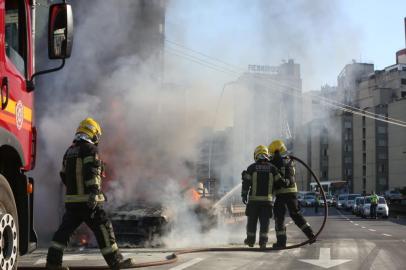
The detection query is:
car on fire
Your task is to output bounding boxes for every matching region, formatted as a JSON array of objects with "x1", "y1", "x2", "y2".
[{"x1": 109, "y1": 202, "x2": 172, "y2": 247}]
